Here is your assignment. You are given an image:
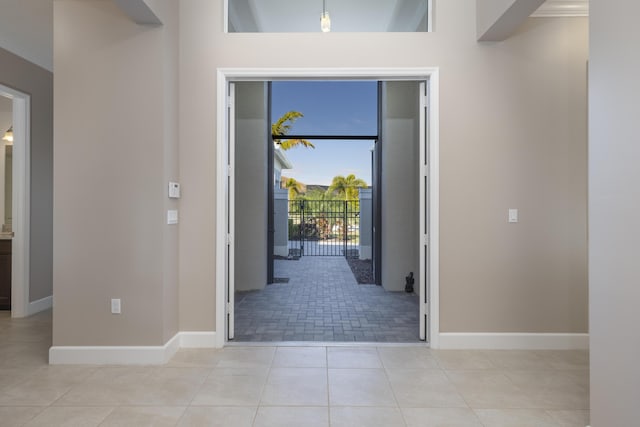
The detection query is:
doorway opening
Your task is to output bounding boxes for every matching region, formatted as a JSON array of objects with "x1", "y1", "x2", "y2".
[
  {"x1": 0, "y1": 84, "x2": 30, "y2": 318},
  {"x1": 216, "y1": 69, "x2": 439, "y2": 348}
]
